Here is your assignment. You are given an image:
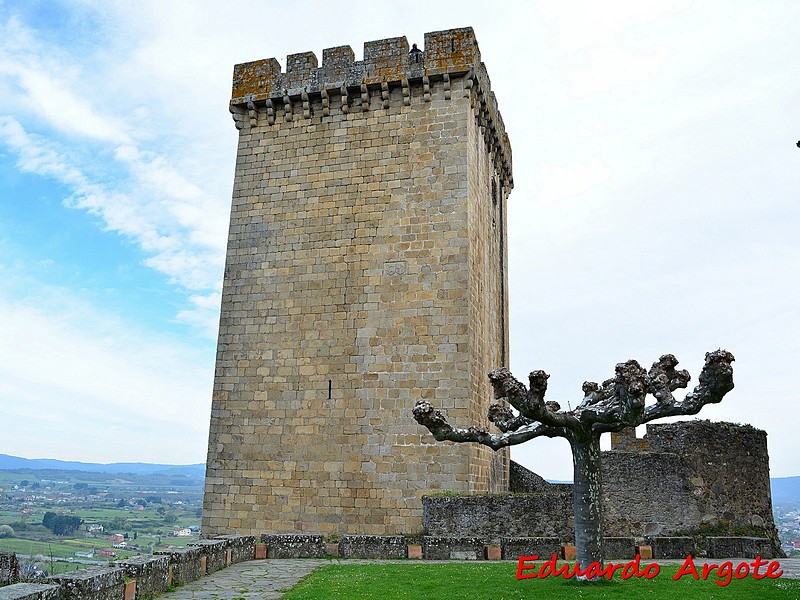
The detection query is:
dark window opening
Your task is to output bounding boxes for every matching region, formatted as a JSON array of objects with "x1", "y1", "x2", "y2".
[{"x1": 491, "y1": 177, "x2": 497, "y2": 227}]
